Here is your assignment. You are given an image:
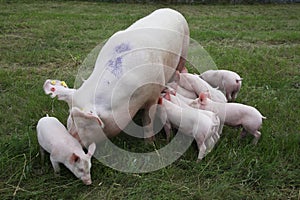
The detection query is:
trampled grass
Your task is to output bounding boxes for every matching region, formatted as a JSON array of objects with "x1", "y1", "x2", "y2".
[{"x1": 0, "y1": 1, "x2": 299, "y2": 199}]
